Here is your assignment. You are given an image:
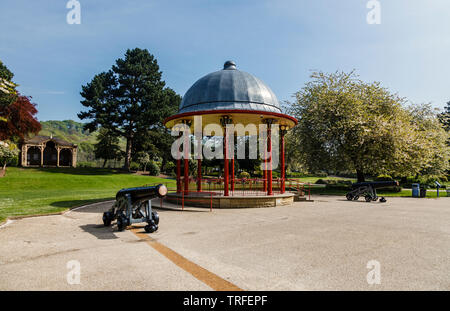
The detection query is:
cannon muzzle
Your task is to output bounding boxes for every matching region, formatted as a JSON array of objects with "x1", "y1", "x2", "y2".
[{"x1": 116, "y1": 184, "x2": 168, "y2": 203}]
